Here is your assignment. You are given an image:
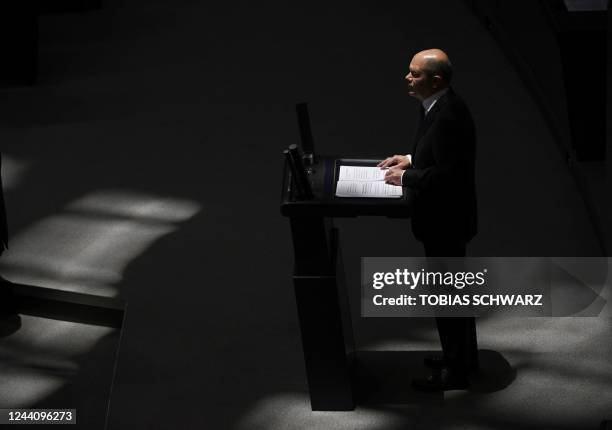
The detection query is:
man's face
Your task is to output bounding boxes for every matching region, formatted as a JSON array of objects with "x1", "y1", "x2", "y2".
[{"x1": 405, "y1": 55, "x2": 435, "y2": 101}]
